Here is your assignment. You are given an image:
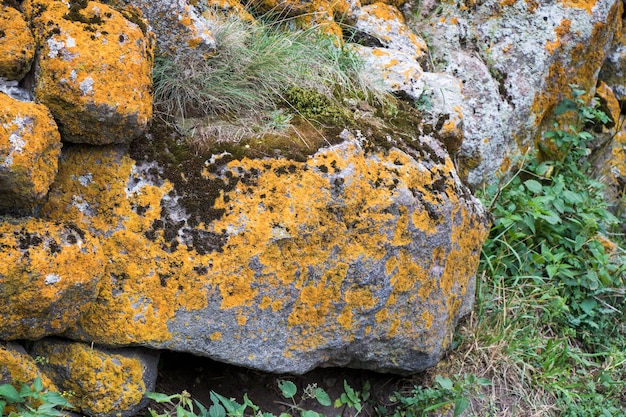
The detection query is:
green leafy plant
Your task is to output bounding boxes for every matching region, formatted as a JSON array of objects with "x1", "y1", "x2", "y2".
[
  {"x1": 0, "y1": 375, "x2": 73, "y2": 417},
  {"x1": 147, "y1": 380, "x2": 362, "y2": 417},
  {"x1": 386, "y1": 374, "x2": 490, "y2": 417},
  {"x1": 480, "y1": 86, "x2": 625, "y2": 349}
]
